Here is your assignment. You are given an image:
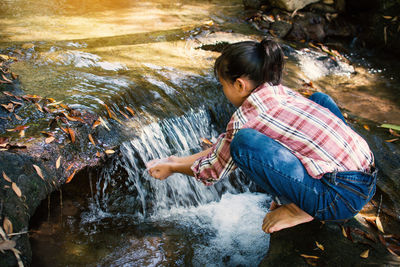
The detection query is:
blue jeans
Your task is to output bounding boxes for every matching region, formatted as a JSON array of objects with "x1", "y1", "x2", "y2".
[{"x1": 230, "y1": 92, "x2": 377, "y2": 221}]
